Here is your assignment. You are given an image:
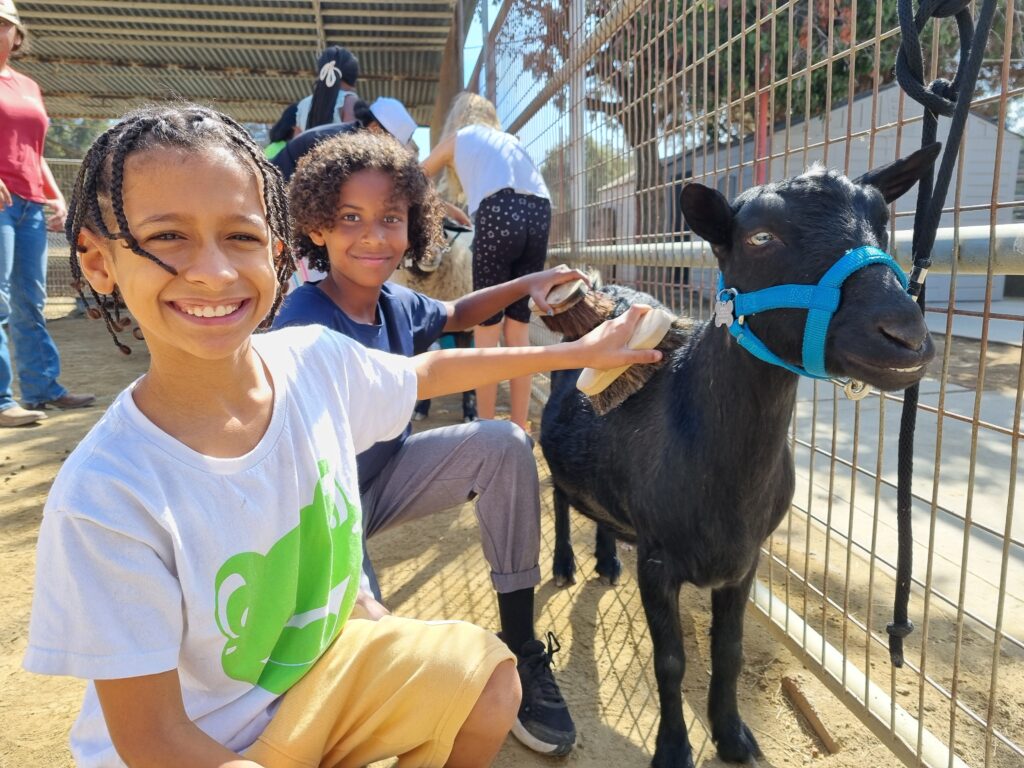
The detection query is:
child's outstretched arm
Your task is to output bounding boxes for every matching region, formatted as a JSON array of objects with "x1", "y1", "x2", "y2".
[
  {"x1": 416, "y1": 303, "x2": 661, "y2": 401},
  {"x1": 95, "y1": 672, "x2": 263, "y2": 768},
  {"x1": 441, "y1": 264, "x2": 589, "y2": 332}
]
